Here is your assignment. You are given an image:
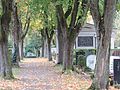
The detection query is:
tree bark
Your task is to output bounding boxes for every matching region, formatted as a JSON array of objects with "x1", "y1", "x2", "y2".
[
  {"x1": 18, "y1": 11, "x2": 30, "y2": 60},
  {"x1": 41, "y1": 39, "x2": 44, "y2": 57},
  {"x1": 47, "y1": 40, "x2": 52, "y2": 61},
  {"x1": 56, "y1": 15, "x2": 63, "y2": 64},
  {"x1": 0, "y1": 36, "x2": 14, "y2": 79},
  {"x1": 37, "y1": 49, "x2": 40, "y2": 57},
  {"x1": 45, "y1": 27, "x2": 54, "y2": 61},
  {"x1": 2, "y1": 40, "x2": 14, "y2": 79},
  {"x1": 44, "y1": 38, "x2": 48, "y2": 58},
  {"x1": 63, "y1": 39, "x2": 75, "y2": 70},
  {"x1": 89, "y1": 0, "x2": 116, "y2": 89},
  {"x1": 41, "y1": 31, "x2": 48, "y2": 58},
  {"x1": 19, "y1": 39, "x2": 24, "y2": 60},
  {"x1": 41, "y1": 30, "x2": 45, "y2": 57},
  {"x1": 0, "y1": 42, "x2": 5, "y2": 77},
  {"x1": 18, "y1": 20, "x2": 23, "y2": 60},
  {"x1": 55, "y1": 0, "x2": 89, "y2": 71},
  {"x1": 0, "y1": 0, "x2": 14, "y2": 79},
  {"x1": 12, "y1": 2, "x2": 20, "y2": 66}
]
